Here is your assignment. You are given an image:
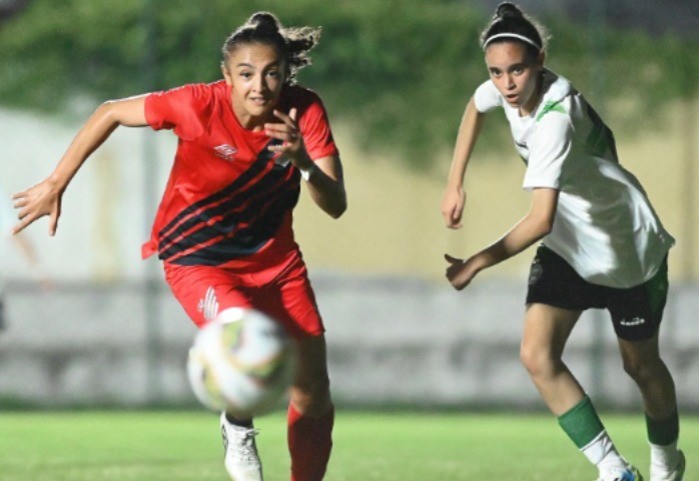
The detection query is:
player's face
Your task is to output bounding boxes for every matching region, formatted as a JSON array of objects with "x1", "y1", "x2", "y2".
[
  {"x1": 223, "y1": 42, "x2": 286, "y2": 129},
  {"x1": 484, "y1": 41, "x2": 544, "y2": 116}
]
